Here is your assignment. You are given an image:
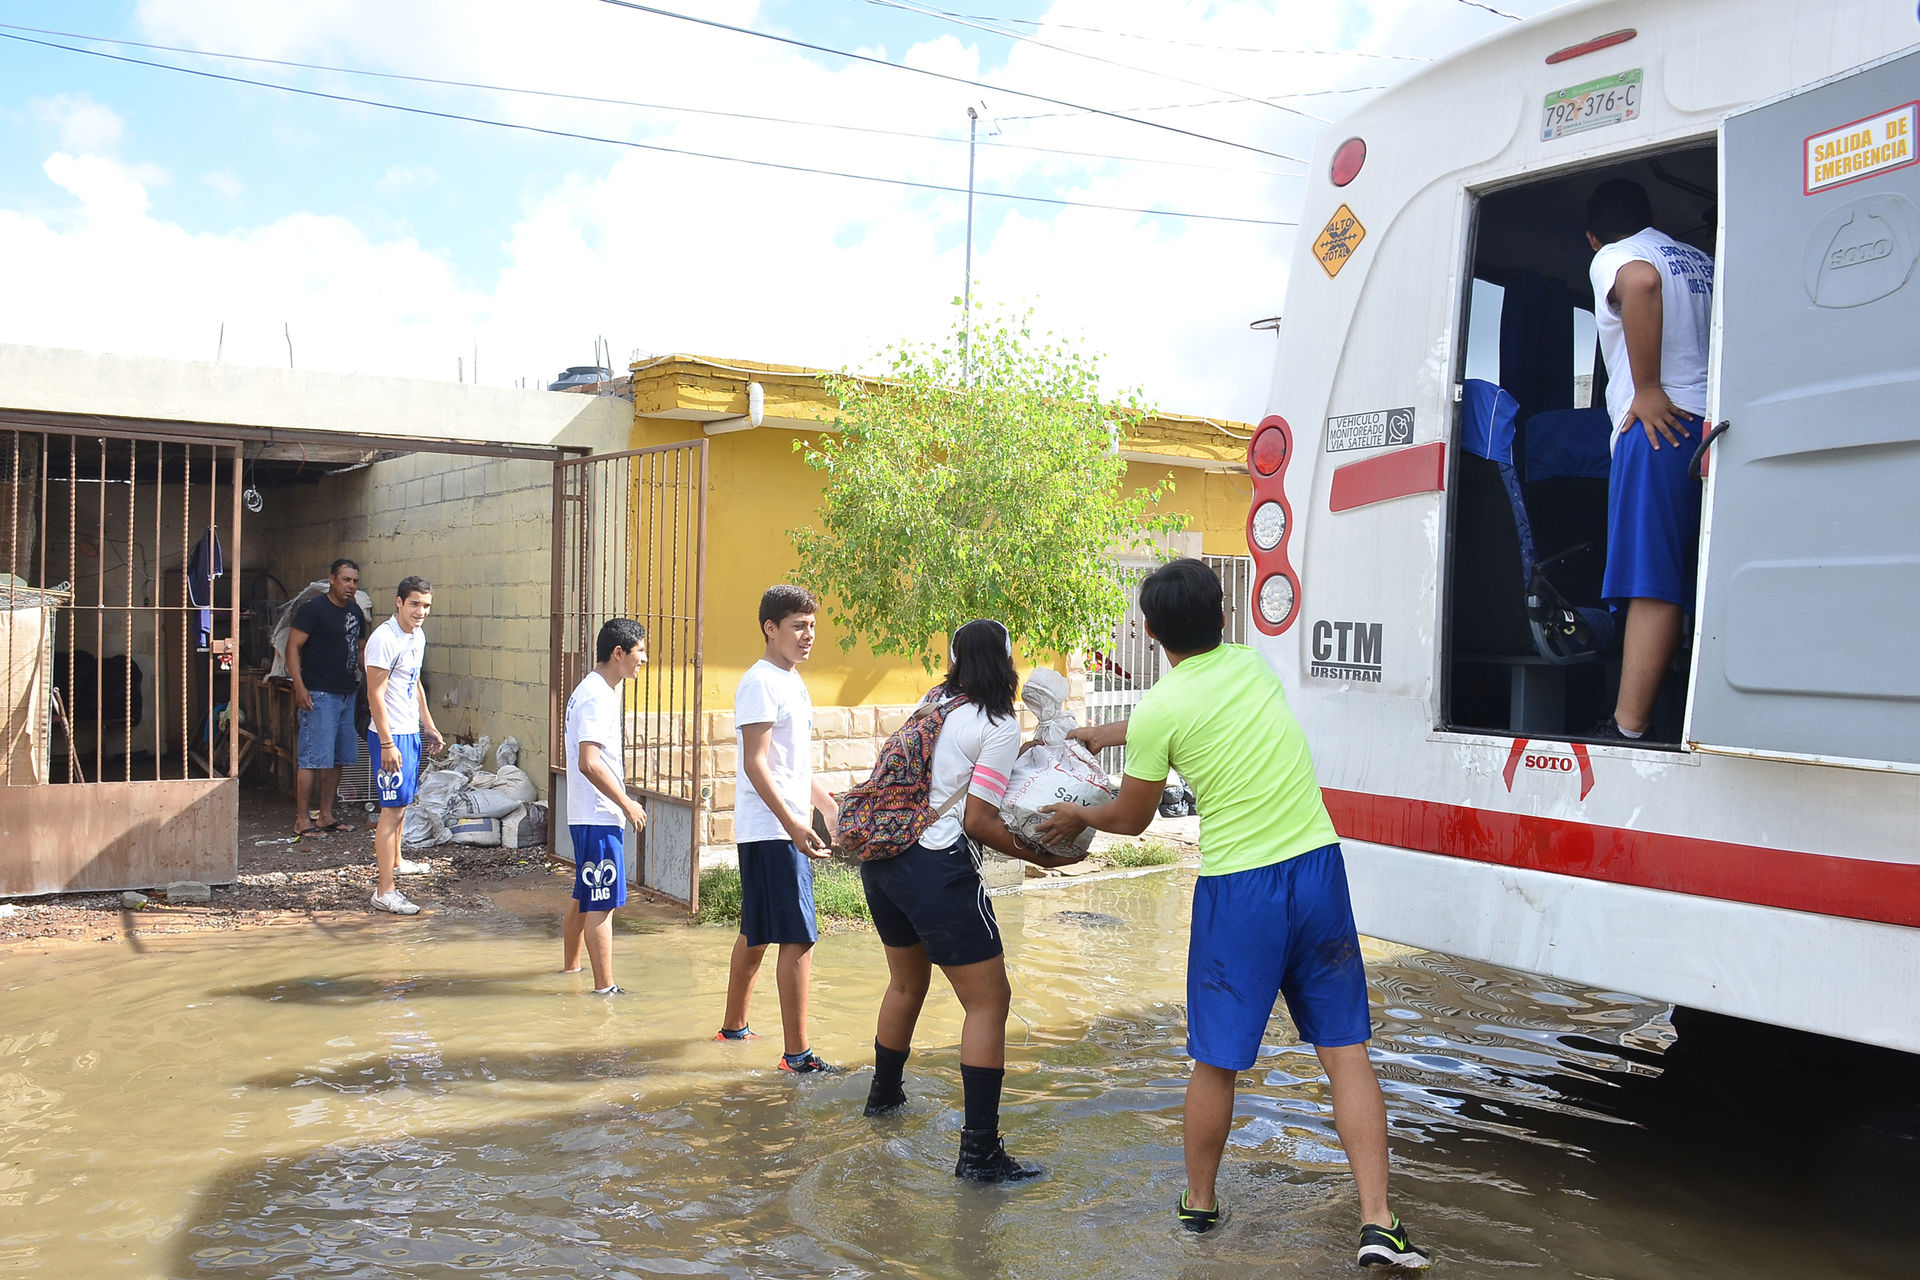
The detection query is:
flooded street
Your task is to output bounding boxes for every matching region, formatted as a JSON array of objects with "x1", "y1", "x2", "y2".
[{"x1": 2, "y1": 867, "x2": 1912, "y2": 1278}]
